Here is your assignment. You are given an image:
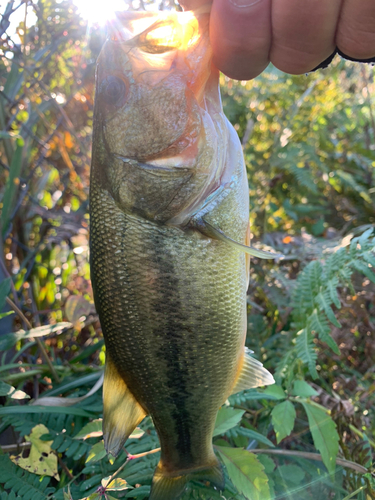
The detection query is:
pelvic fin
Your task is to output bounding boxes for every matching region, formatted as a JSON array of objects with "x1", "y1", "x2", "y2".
[{"x1": 103, "y1": 355, "x2": 147, "y2": 457}]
